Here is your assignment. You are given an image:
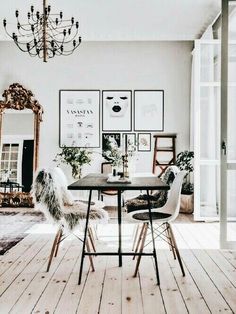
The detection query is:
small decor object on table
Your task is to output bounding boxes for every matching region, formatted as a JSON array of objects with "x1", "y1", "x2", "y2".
[
  {"x1": 176, "y1": 150, "x2": 194, "y2": 214},
  {"x1": 102, "y1": 90, "x2": 132, "y2": 131},
  {"x1": 138, "y1": 133, "x2": 151, "y2": 152},
  {"x1": 54, "y1": 146, "x2": 92, "y2": 179}
]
